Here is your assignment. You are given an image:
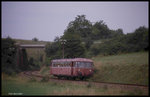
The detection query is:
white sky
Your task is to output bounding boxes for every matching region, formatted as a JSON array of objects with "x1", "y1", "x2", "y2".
[{"x1": 2, "y1": 2, "x2": 149, "y2": 41}]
